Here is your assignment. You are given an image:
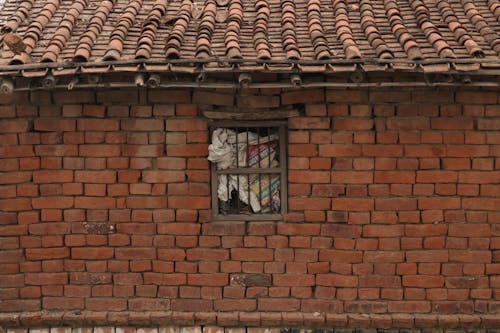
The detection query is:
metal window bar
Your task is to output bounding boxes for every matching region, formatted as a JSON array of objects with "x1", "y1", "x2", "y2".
[{"x1": 210, "y1": 121, "x2": 287, "y2": 221}]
